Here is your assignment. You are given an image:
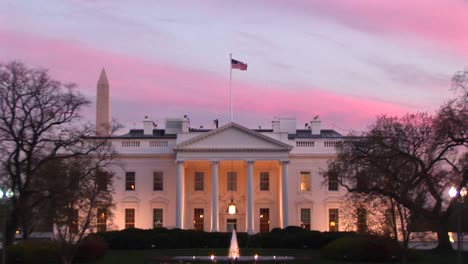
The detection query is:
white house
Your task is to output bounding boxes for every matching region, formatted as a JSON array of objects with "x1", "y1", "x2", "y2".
[{"x1": 96, "y1": 69, "x2": 346, "y2": 234}]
